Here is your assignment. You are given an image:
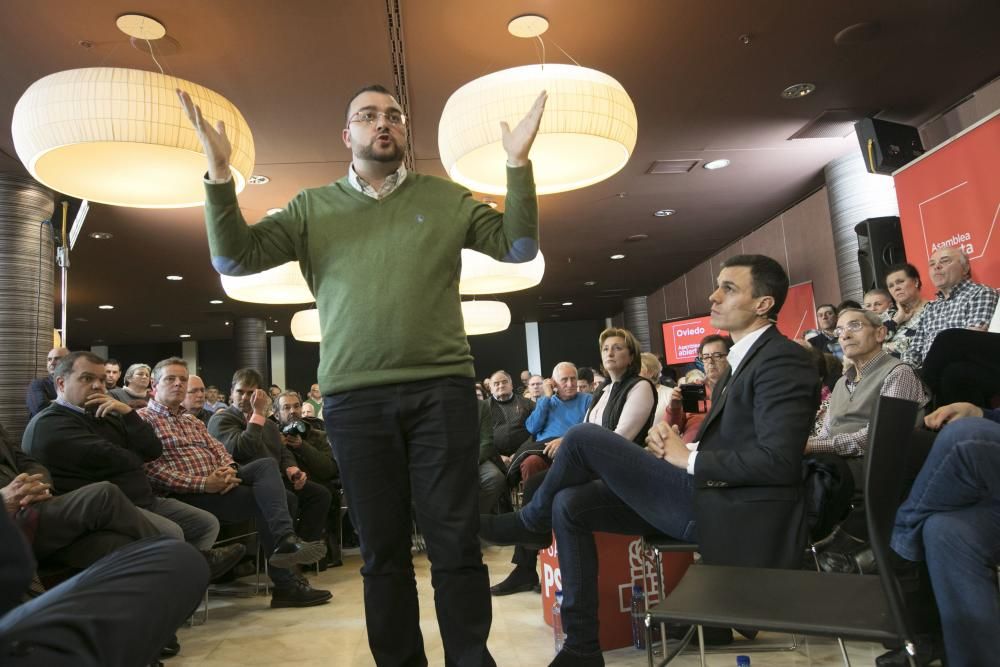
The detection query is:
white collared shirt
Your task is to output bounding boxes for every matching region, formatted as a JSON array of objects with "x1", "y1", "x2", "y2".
[{"x1": 686, "y1": 323, "x2": 772, "y2": 474}]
